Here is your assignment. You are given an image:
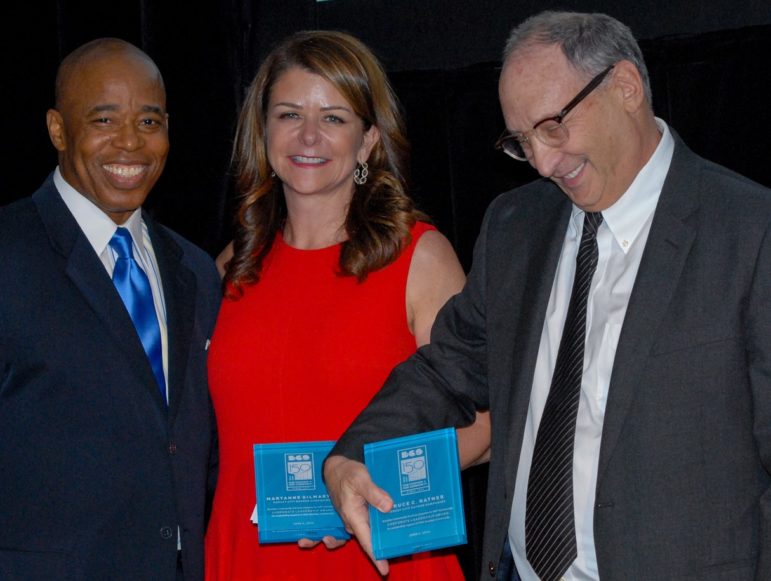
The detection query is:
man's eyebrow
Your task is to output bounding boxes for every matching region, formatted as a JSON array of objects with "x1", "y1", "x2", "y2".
[
  {"x1": 87, "y1": 104, "x2": 165, "y2": 114},
  {"x1": 88, "y1": 104, "x2": 120, "y2": 114},
  {"x1": 140, "y1": 105, "x2": 165, "y2": 115}
]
